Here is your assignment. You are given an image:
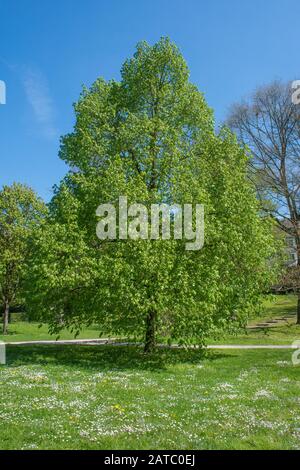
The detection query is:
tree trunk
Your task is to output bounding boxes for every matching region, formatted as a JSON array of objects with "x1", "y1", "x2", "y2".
[
  {"x1": 3, "y1": 300, "x2": 9, "y2": 335},
  {"x1": 297, "y1": 239, "x2": 300, "y2": 324},
  {"x1": 144, "y1": 309, "x2": 156, "y2": 353}
]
